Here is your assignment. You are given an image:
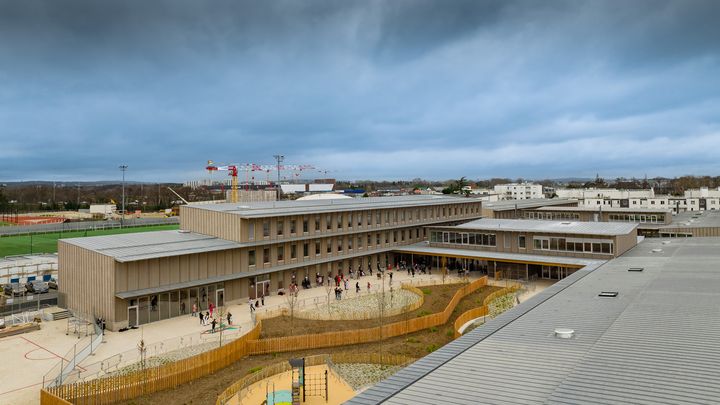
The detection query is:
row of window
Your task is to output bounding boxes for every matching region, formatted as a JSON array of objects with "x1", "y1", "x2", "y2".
[
  {"x1": 608, "y1": 213, "x2": 665, "y2": 223},
  {"x1": 248, "y1": 229, "x2": 425, "y2": 266},
  {"x1": 249, "y1": 204, "x2": 480, "y2": 240},
  {"x1": 533, "y1": 237, "x2": 613, "y2": 254},
  {"x1": 525, "y1": 212, "x2": 581, "y2": 220},
  {"x1": 429, "y1": 231, "x2": 497, "y2": 247}
]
